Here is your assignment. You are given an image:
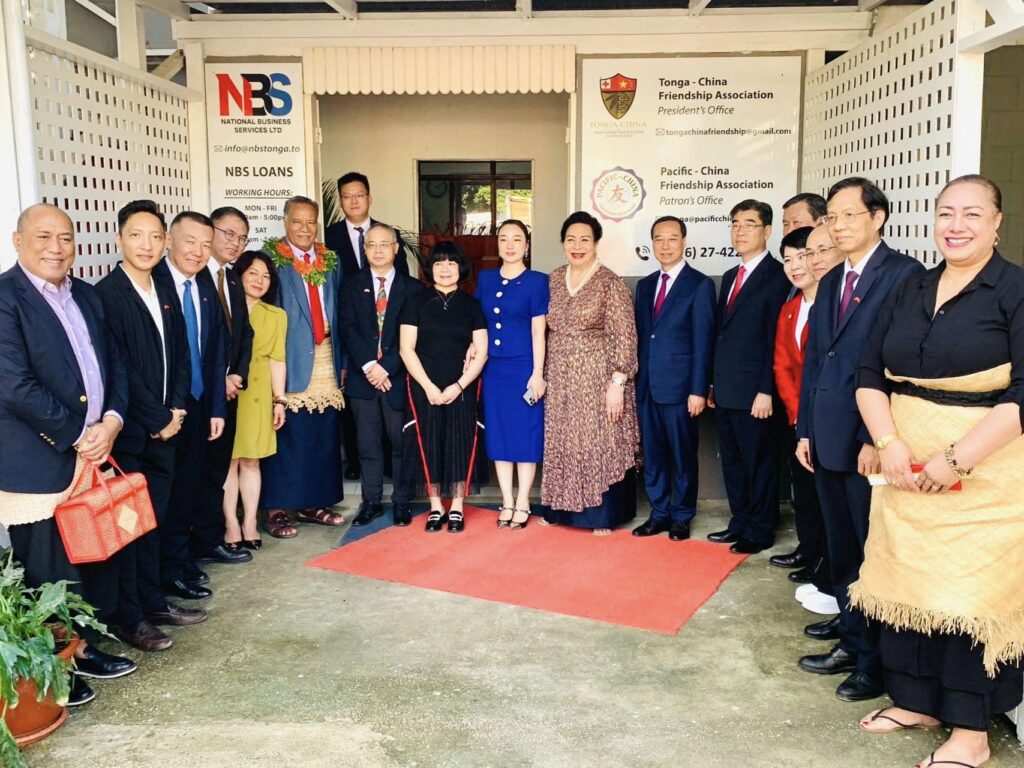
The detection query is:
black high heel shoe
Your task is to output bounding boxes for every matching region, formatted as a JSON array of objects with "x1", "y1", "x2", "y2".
[
  {"x1": 425, "y1": 509, "x2": 447, "y2": 532},
  {"x1": 509, "y1": 507, "x2": 531, "y2": 530},
  {"x1": 242, "y1": 538, "x2": 262, "y2": 551},
  {"x1": 448, "y1": 509, "x2": 465, "y2": 533},
  {"x1": 497, "y1": 506, "x2": 514, "y2": 528}
]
